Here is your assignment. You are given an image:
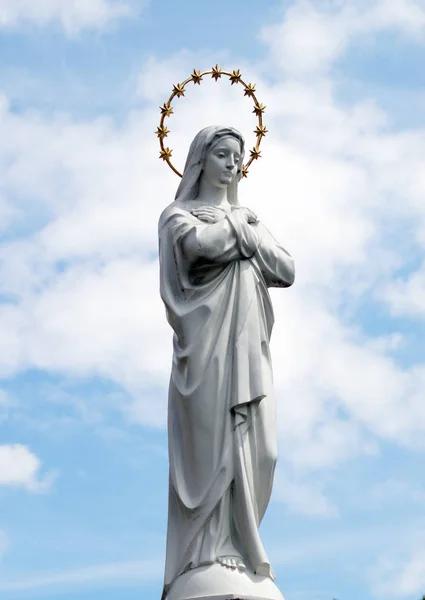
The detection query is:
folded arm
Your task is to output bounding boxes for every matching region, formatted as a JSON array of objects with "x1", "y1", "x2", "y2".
[
  {"x1": 253, "y1": 223, "x2": 295, "y2": 288},
  {"x1": 182, "y1": 210, "x2": 260, "y2": 264}
]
